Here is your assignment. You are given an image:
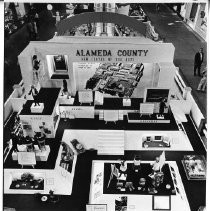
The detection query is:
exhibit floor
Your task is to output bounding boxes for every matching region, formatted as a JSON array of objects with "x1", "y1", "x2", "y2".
[{"x1": 3, "y1": 114, "x2": 206, "y2": 211}]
